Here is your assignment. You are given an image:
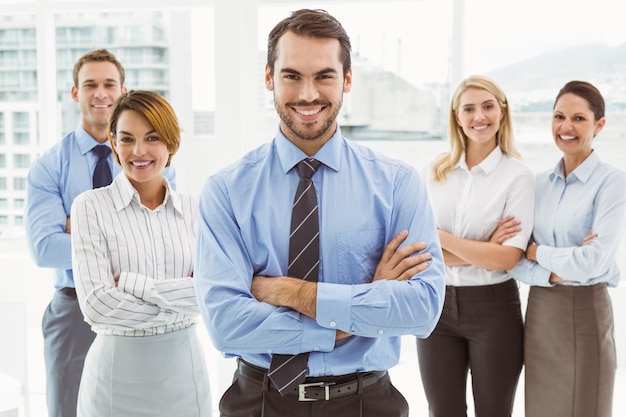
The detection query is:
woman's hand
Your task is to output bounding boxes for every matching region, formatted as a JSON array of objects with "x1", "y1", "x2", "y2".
[{"x1": 489, "y1": 215, "x2": 521, "y2": 244}]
